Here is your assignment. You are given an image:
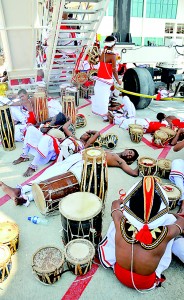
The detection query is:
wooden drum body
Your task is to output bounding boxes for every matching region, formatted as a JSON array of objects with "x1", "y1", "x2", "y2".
[
  {"x1": 64, "y1": 239, "x2": 95, "y2": 275},
  {"x1": 59, "y1": 192, "x2": 103, "y2": 248},
  {"x1": 0, "y1": 105, "x2": 15, "y2": 151},
  {"x1": 128, "y1": 124, "x2": 143, "y2": 135},
  {"x1": 157, "y1": 159, "x2": 172, "y2": 179},
  {"x1": 32, "y1": 246, "x2": 64, "y2": 284},
  {"x1": 0, "y1": 222, "x2": 19, "y2": 255},
  {"x1": 32, "y1": 172, "x2": 80, "y2": 216},
  {"x1": 80, "y1": 148, "x2": 108, "y2": 205},
  {"x1": 62, "y1": 95, "x2": 76, "y2": 125},
  {"x1": 160, "y1": 127, "x2": 176, "y2": 141},
  {"x1": 34, "y1": 92, "x2": 49, "y2": 123},
  {"x1": 152, "y1": 130, "x2": 168, "y2": 147},
  {"x1": 161, "y1": 184, "x2": 181, "y2": 210},
  {"x1": 103, "y1": 134, "x2": 118, "y2": 149},
  {"x1": 76, "y1": 113, "x2": 87, "y2": 128},
  {"x1": 138, "y1": 157, "x2": 157, "y2": 176},
  {"x1": 129, "y1": 127, "x2": 143, "y2": 143},
  {"x1": 0, "y1": 245, "x2": 12, "y2": 283}
]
